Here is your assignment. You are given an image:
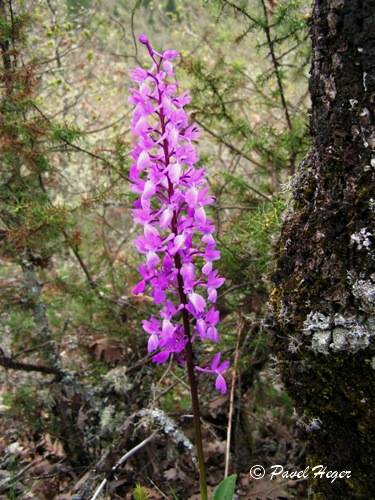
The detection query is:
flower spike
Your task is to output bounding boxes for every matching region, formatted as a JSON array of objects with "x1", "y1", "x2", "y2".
[{"x1": 129, "y1": 36, "x2": 229, "y2": 393}]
